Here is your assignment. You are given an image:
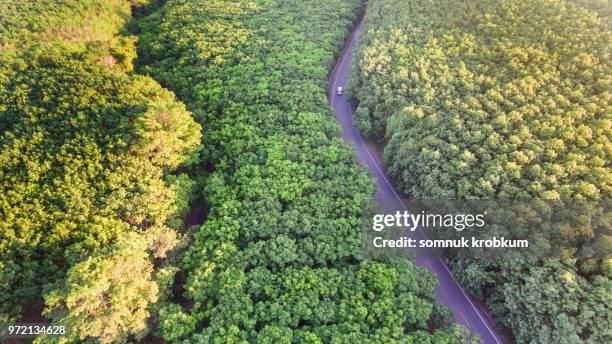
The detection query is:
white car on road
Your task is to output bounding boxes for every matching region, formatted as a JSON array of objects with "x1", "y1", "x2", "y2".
[{"x1": 337, "y1": 86, "x2": 343, "y2": 95}]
